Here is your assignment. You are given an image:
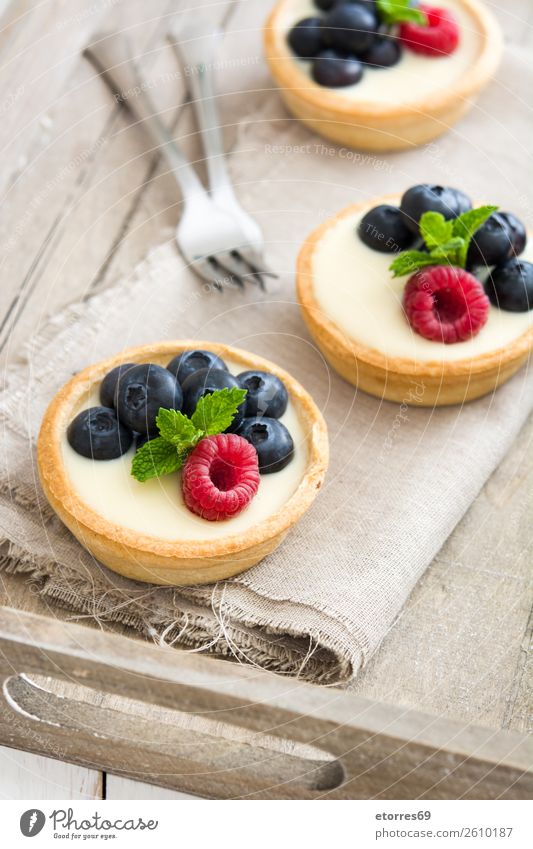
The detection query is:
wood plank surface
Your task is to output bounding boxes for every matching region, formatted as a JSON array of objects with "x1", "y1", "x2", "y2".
[
  {"x1": 106, "y1": 775, "x2": 200, "y2": 800},
  {"x1": 0, "y1": 0, "x2": 531, "y2": 798},
  {"x1": 0, "y1": 610, "x2": 530, "y2": 800},
  {"x1": 0, "y1": 745, "x2": 101, "y2": 800},
  {"x1": 351, "y1": 410, "x2": 533, "y2": 732}
]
